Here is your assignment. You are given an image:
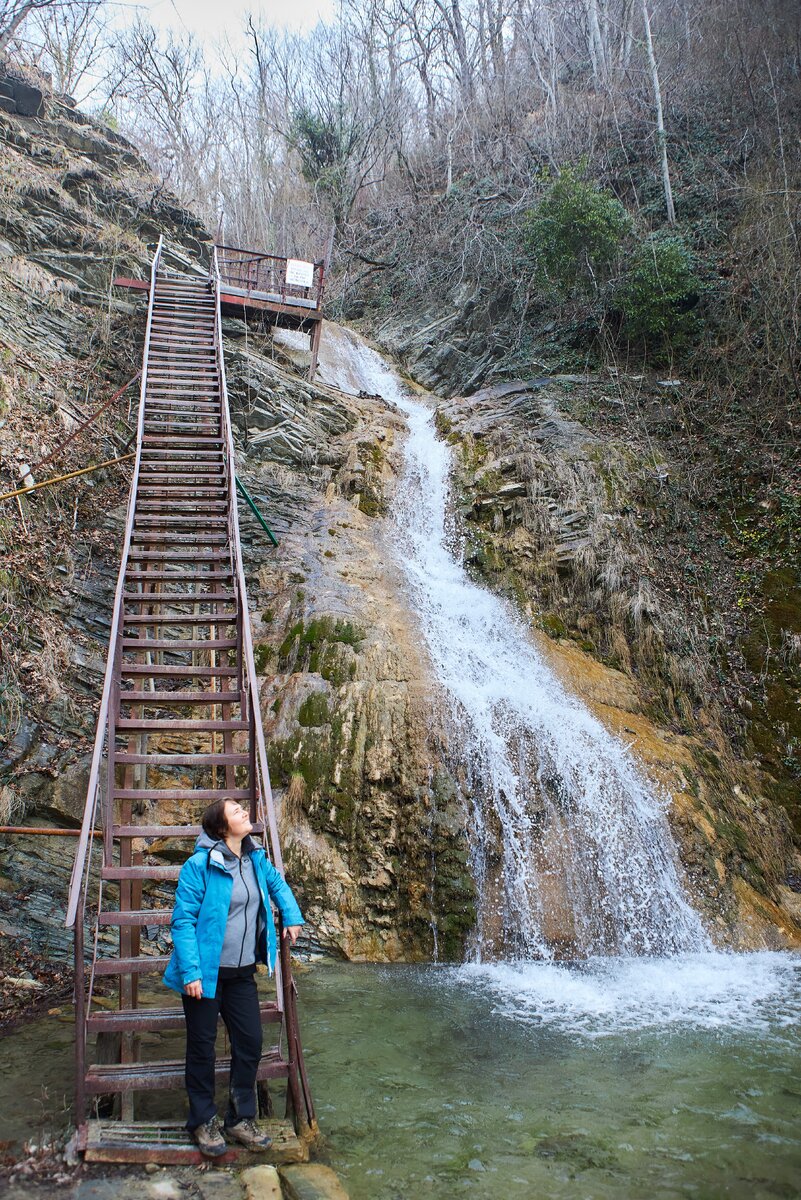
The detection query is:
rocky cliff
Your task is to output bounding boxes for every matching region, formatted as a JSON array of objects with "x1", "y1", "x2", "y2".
[
  {"x1": 370, "y1": 305, "x2": 801, "y2": 948},
  {"x1": 0, "y1": 73, "x2": 473, "y2": 1019}
]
